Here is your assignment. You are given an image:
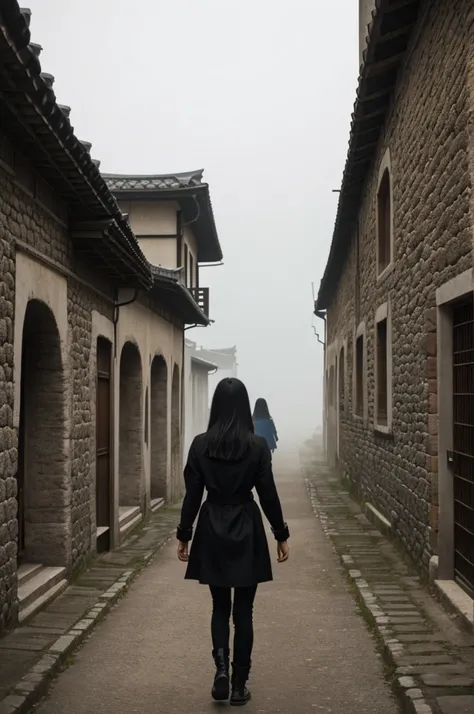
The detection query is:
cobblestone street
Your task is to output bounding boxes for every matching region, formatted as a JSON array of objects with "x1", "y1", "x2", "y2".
[{"x1": 31, "y1": 454, "x2": 399, "y2": 713}]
